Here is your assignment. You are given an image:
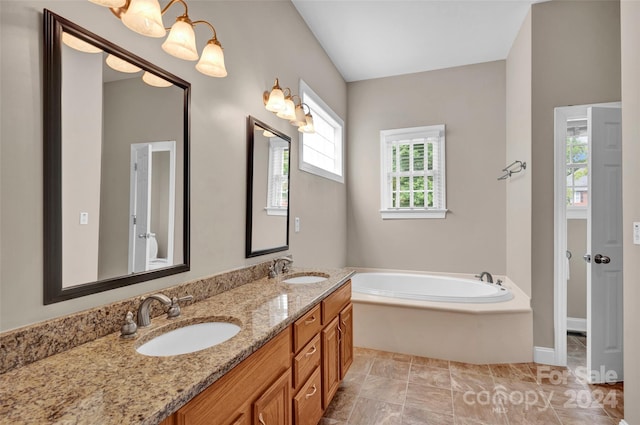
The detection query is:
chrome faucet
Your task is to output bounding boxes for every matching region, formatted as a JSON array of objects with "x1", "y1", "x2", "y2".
[
  {"x1": 475, "y1": 271, "x2": 494, "y2": 284},
  {"x1": 136, "y1": 293, "x2": 193, "y2": 327},
  {"x1": 269, "y1": 256, "x2": 293, "y2": 278}
]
